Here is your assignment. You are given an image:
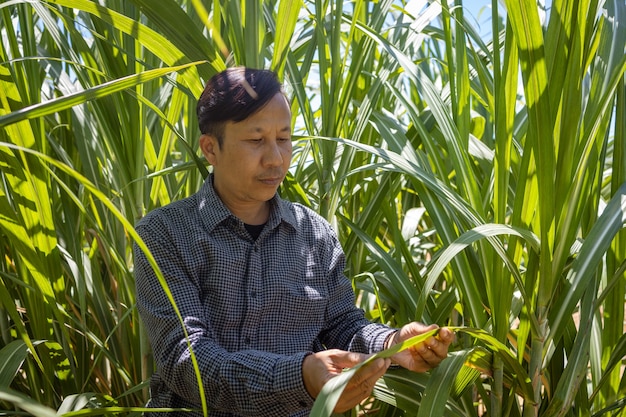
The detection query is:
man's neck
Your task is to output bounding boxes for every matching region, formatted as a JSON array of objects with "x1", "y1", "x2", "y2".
[
  {"x1": 235, "y1": 204, "x2": 270, "y2": 225},
  {"x1": 219, "y1": 197, "x2": 270, "y2": 225},
  {"x1": 210, "y1": 176, "x2": 272, "y2": 225}
]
